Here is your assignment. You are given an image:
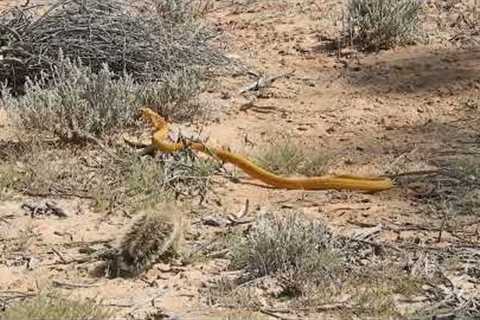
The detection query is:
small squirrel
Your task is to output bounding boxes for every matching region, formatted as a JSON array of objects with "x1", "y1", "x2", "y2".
[{"x1": 105, "y1": 206, "x2": 184, "y2": 278}]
